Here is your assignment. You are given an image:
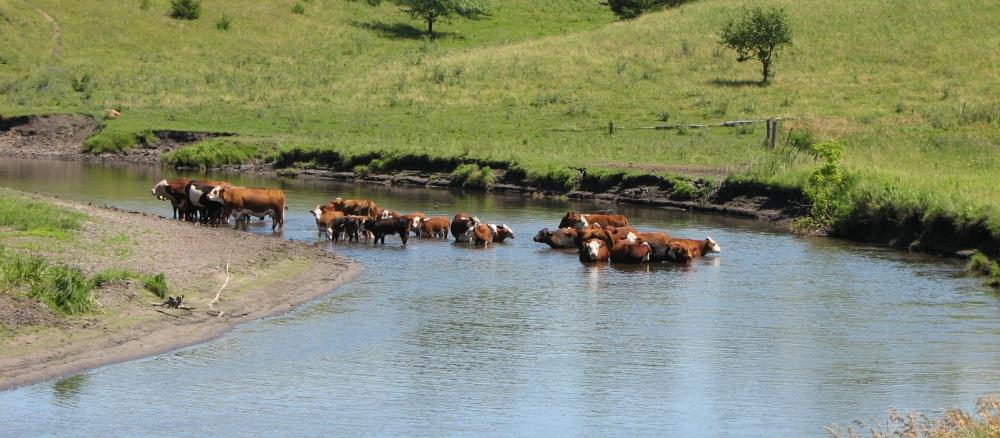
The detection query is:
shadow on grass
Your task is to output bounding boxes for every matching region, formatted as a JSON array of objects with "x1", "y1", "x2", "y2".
[
  {"x1": 348, "y1": 20, "x2": 463, "y2": 40},
  {"x1": 710, "y1": 79, "x2": 766, "y2": 88}
]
